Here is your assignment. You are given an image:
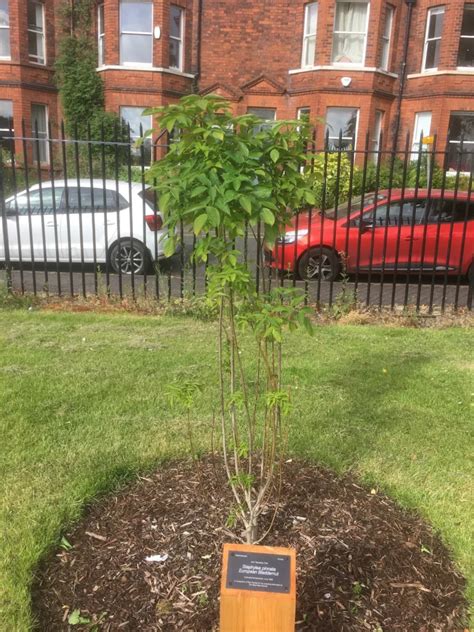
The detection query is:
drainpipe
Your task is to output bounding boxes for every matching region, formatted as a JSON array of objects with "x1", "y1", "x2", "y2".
[
  {"x1": 192, "y1": 0, "x2": 203, "y2": 93},
  {"x1": 392, "y1": 0, "x2": 416, "y2": 152}
]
